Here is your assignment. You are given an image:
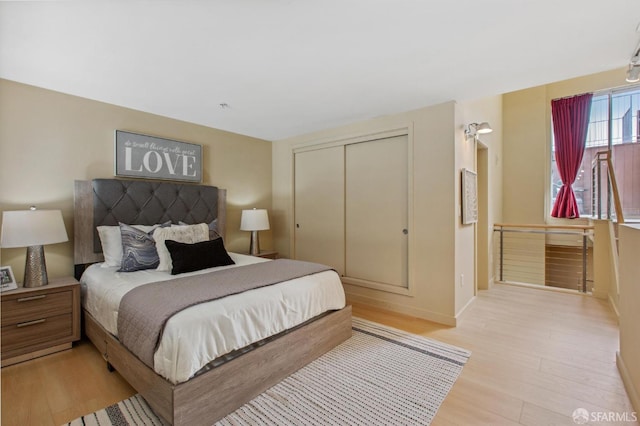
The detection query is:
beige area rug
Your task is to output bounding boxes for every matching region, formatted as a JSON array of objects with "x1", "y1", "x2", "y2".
[{"x1": 66, "y1": 318, "x2": 470, "y2": 426}]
